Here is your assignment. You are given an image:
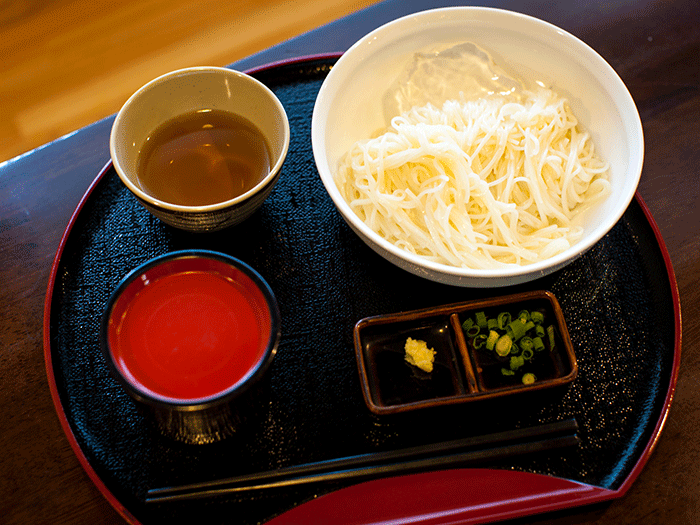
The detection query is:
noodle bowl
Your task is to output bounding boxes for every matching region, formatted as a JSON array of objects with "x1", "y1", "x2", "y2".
[{"x1": 312, "y1": 7, "x2": 644, "y2": 287}]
